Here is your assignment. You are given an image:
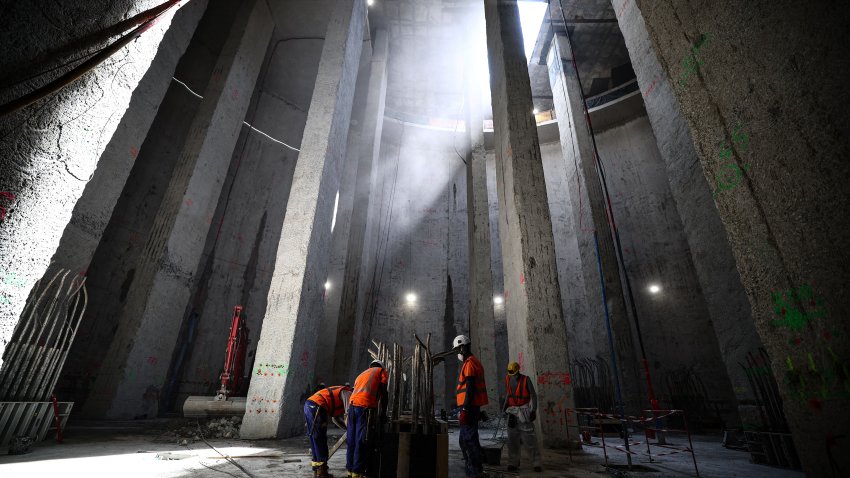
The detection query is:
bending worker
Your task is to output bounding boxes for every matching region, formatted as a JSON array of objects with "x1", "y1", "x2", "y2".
[
  {"x1": 454, "y1": 334, "x2": 489, "y2": 478},
  {"x1": 503, "y1": 361, "x2": 542, "y2": 472},
  {"x1": 347, "y1": 359, "x2": 388, "y2": 478},
  {"x1": 304, "y1": 383, "x2": 352, "y2": 478}
]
